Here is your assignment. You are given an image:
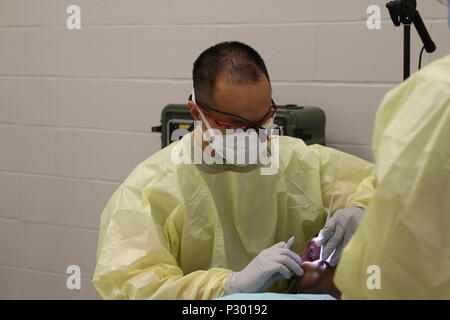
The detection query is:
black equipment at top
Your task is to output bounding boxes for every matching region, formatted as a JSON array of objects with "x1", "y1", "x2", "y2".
[{"x1": 386, "y1": 0, "x2": 436, "y2": 80}]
